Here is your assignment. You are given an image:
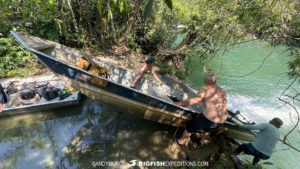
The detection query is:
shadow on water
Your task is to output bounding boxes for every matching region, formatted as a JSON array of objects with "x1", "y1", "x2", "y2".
[
  {"x1": 0, "y1": 102, "x2": 84, "y2": 169},
  {"x1": 0, "y1": 98, "x2": 185, "y2": 169}
]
